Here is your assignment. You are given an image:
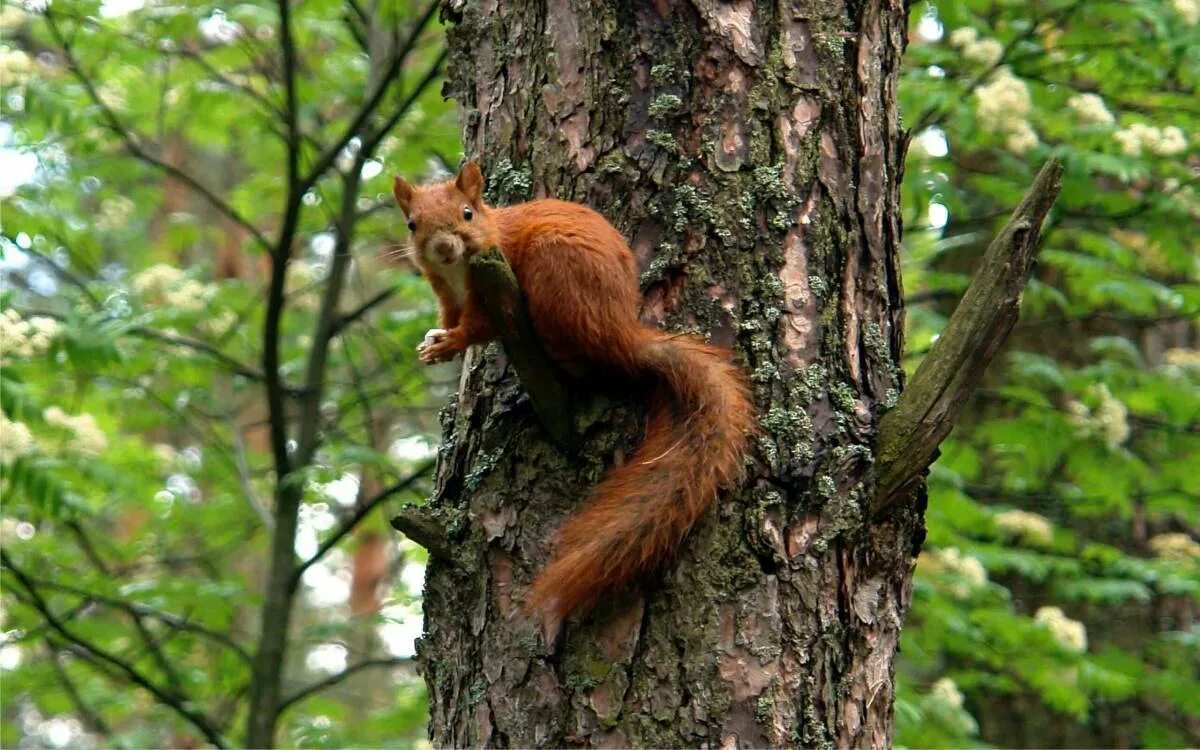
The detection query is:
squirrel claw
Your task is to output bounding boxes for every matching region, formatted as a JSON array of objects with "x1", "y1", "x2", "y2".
[
  {"x1": 420, "y1": 328, "x2": 449, "y2": 348},
  {"x1": 417, "y1": 329, "x2": 457, "y2": 364}
]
